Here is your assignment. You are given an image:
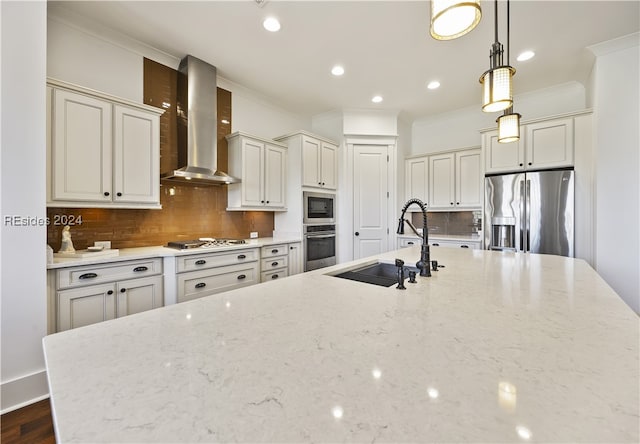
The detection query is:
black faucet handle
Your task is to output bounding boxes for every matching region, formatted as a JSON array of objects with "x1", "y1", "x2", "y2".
[{"x1": 408, "y1": 270, "x2": 417, "y2": 283}]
